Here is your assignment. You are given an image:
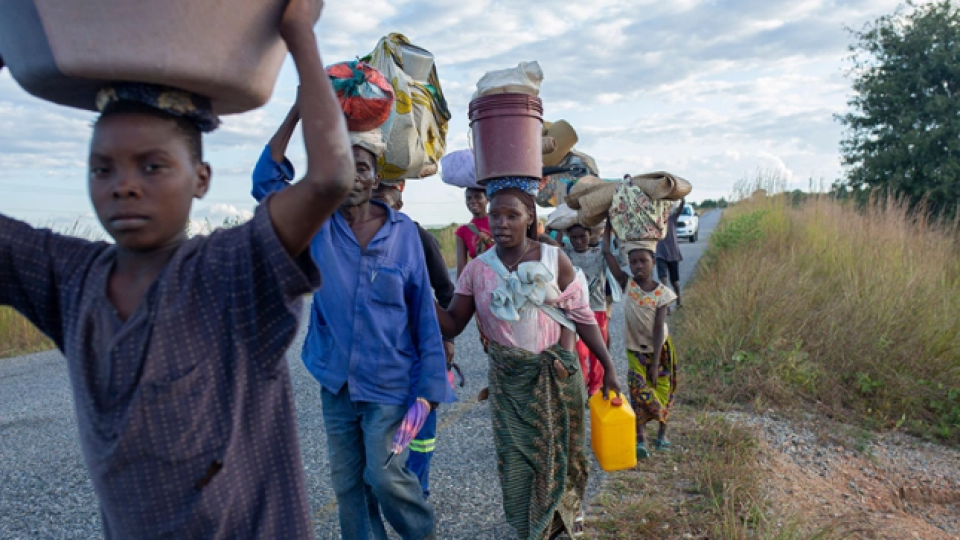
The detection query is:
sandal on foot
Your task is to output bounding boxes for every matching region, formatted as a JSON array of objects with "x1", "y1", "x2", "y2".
[
  {"x1": 637, "y1": 443, "x2": 650, "y2": 459},
  {"x1": 654, "y1": 439, "x2": 672, "y2": 450},
  {"x1": 569, "y1": 510, "x2": 584, "y2": 538}
]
